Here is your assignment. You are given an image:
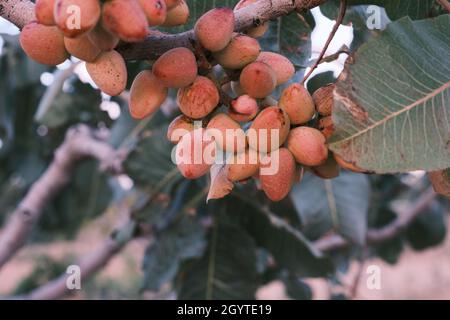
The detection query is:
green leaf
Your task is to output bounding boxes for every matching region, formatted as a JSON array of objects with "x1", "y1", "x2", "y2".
[
  {"x1": 36, "y1": 160, "x2": 113, "y2": 241},
  {"x1": 348, "y1": 0, "x2": 444, "y2": 20},
  {"x1": 124, "y1": 125, "x2": 177, "y2": 186},
  {"x1": 177, "y1": 212, "x2": 260, "y2": 300},
  {"x1": 283, "y1": 277, "x2": 313, "y2": 300},
  {"x1": 229, "y1": 195, "x2": 334, "y2": 277},
  {"x1": 291, "y1": 172, "x2": 371, "y2": 245},
  {"x1": 406, "y1": 202, "x2": 447, "y2": 251},
  {"x1": 38, "y1": 80, "x2": 105, "y2": 129},
  {"x1": 142, "y1": 215, "x2": 206, "y2": 291},
  {"x1": 371, "y1": 207, "x2": 405, "y2": 264},
  {"x1": 329, "y1": 15, "x2": 450, "y2": 173},
  {"x1": 259, "y1": 13, "x2": 312, "y2": 67}
]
